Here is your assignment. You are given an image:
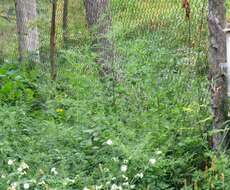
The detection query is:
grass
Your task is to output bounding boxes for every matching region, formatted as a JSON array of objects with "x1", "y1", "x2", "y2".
[{"x1": 1, "y1": 0, "x2": 230, "y2": 190}]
